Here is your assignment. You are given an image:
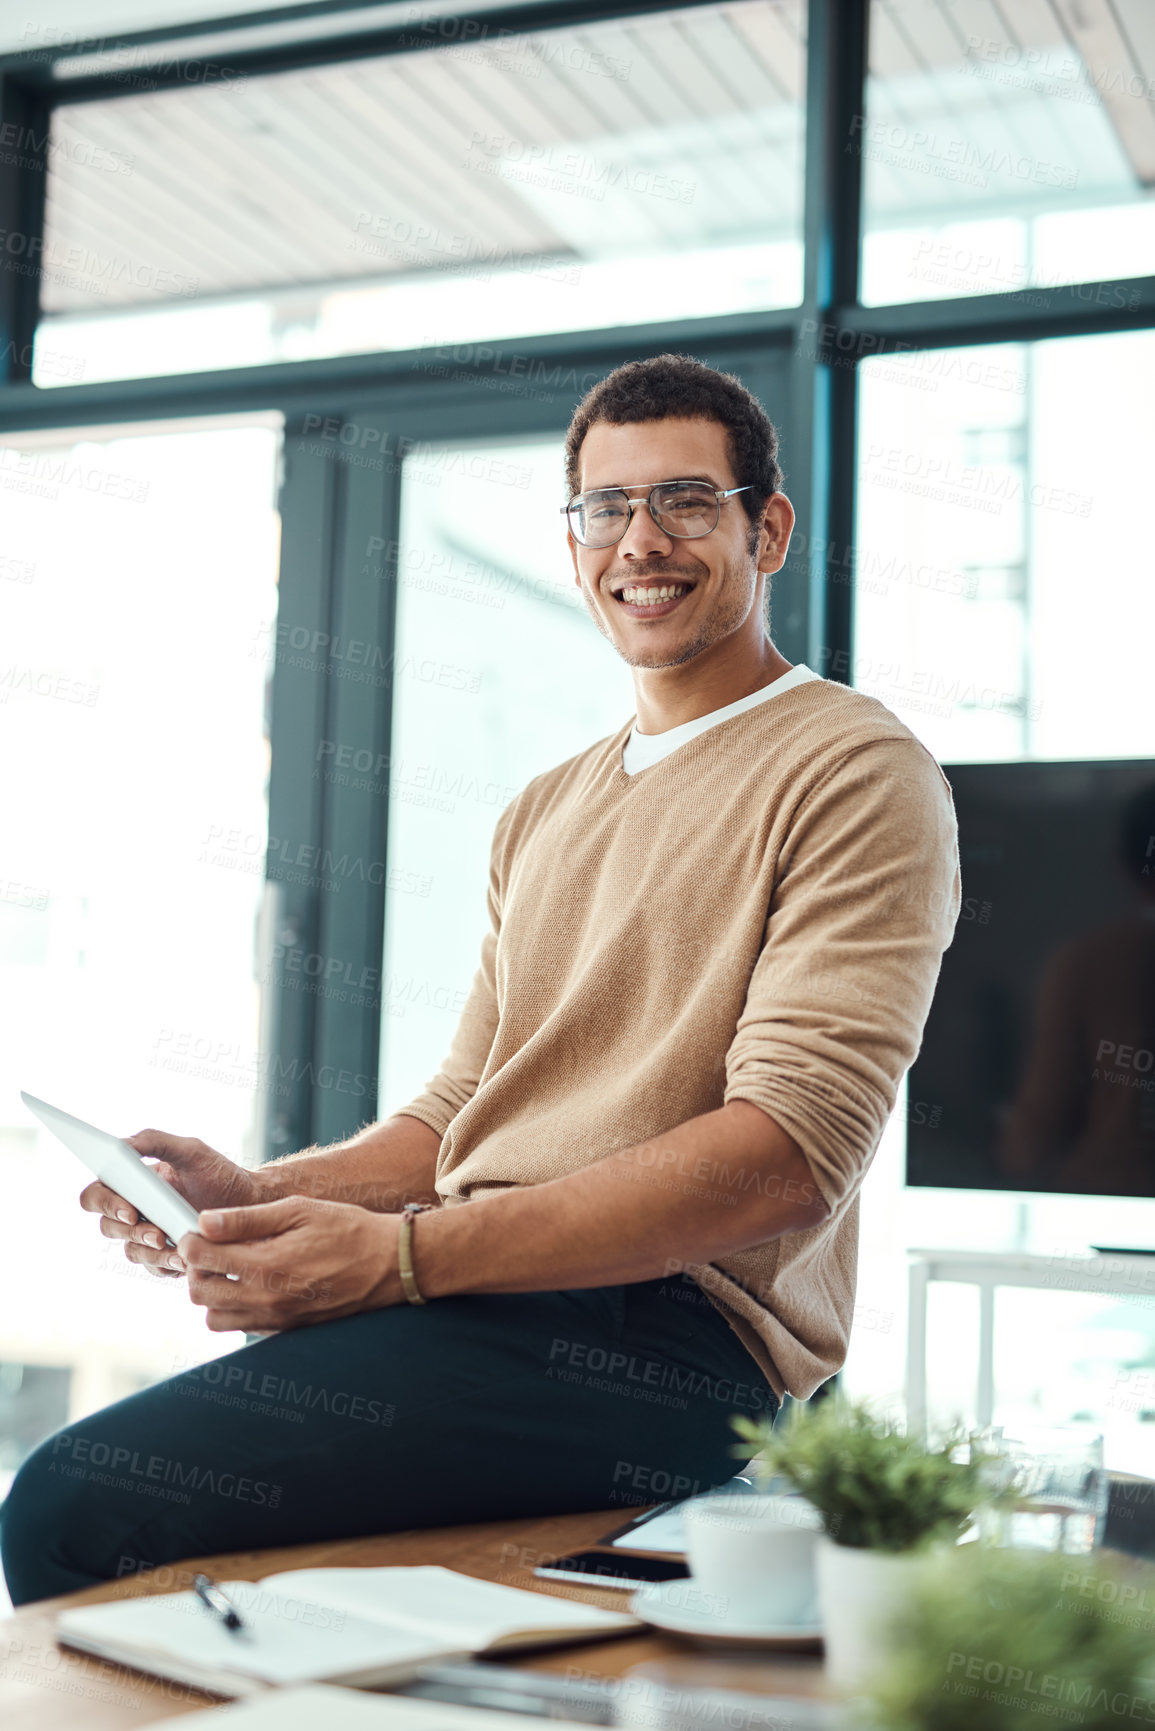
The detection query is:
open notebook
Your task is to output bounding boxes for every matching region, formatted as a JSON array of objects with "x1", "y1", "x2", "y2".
[{"x1": 55, "y1": 1564, "x2": 641, "y2": 1698}]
